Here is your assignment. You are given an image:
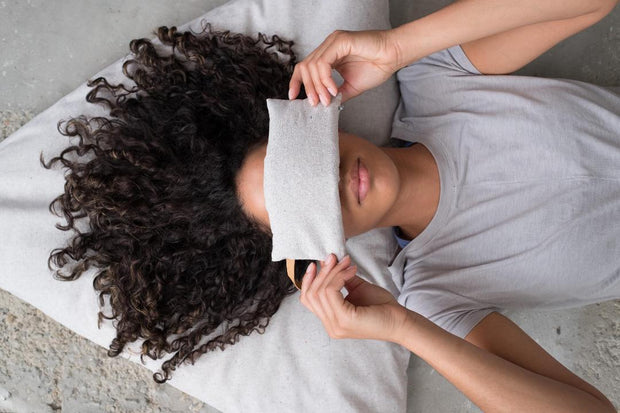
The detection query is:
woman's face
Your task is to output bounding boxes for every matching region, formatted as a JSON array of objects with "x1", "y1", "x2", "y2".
[{"x1": 236, "y1": 131, "x2": 401, "y2": 239}]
